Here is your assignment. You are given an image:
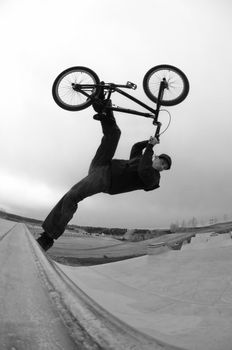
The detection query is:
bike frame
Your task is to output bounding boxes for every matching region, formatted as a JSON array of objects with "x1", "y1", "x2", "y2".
[{"x1": 73, "y1": 80, "x2": 168, "y2": 139}]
